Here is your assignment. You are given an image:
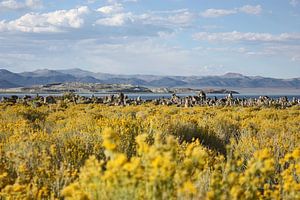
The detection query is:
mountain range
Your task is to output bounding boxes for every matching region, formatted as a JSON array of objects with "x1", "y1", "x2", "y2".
[{"x1": 0, "y1": 68, "x2": 299, "y2": 89}]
